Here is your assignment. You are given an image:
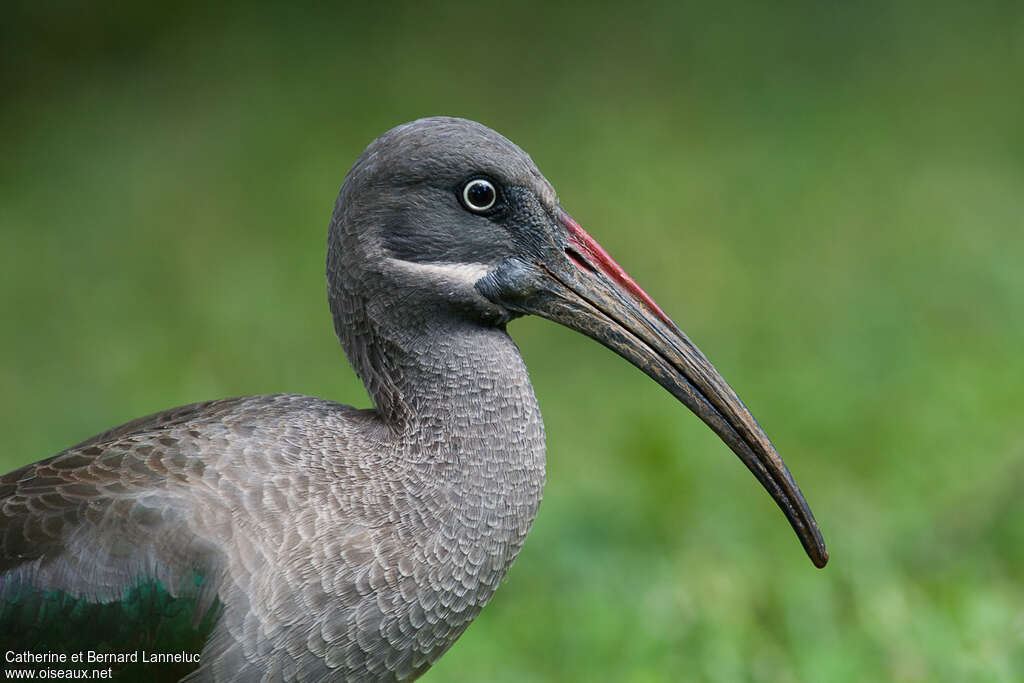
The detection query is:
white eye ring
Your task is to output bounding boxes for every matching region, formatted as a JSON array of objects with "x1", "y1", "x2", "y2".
[{"x1": 461, "y1": 179, "x2": 497, "y2": 212}]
